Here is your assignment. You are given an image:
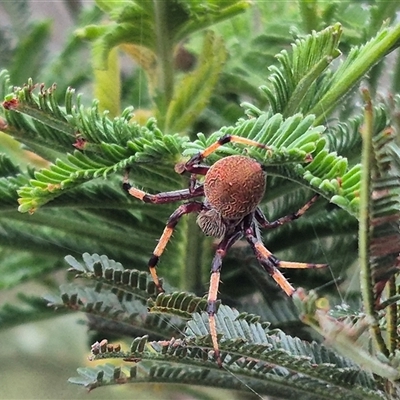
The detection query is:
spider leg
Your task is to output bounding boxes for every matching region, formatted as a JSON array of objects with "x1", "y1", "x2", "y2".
[
  {"x1": 255, "y1": 194, "x2": 320, "y2": 230},
  {"x1": 207, "y1": 230, "x2": 243, "y2": 367},
  {"x1": 123, "y1": 175, "x2": 204, "y2": 203},
  {"x1": 185, "y1": 134, "x2": 271, "y2": 168},
  {"x1": 146, "y1": 201, "x2": 204, "y2": 292},
  {"x1": 244, "y1": 217, "x2": 327, "y2": 297}
]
